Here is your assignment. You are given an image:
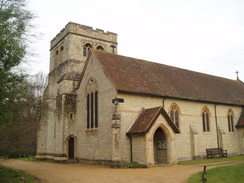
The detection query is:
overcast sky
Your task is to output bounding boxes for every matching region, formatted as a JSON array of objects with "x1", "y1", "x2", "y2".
[{"x1": 27, "y1": 0, "x2": 244, "y2": 81}]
